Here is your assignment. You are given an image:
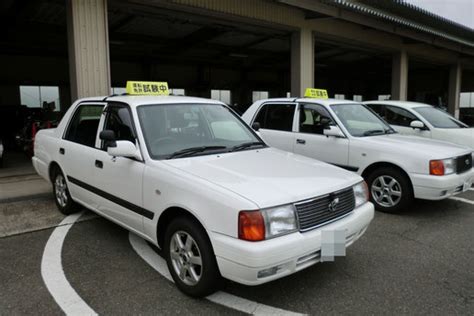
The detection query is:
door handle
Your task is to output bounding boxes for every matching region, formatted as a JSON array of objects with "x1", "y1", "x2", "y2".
[
  {"x1": 59, "y1": 148, "x2": 65, "y2": 155},
  {"x1": 95, "y1": 160, "x2": 103, "y2": 169},
  {"x1": 296, "y1": 139, "x2": 306, "y2": 145}
]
